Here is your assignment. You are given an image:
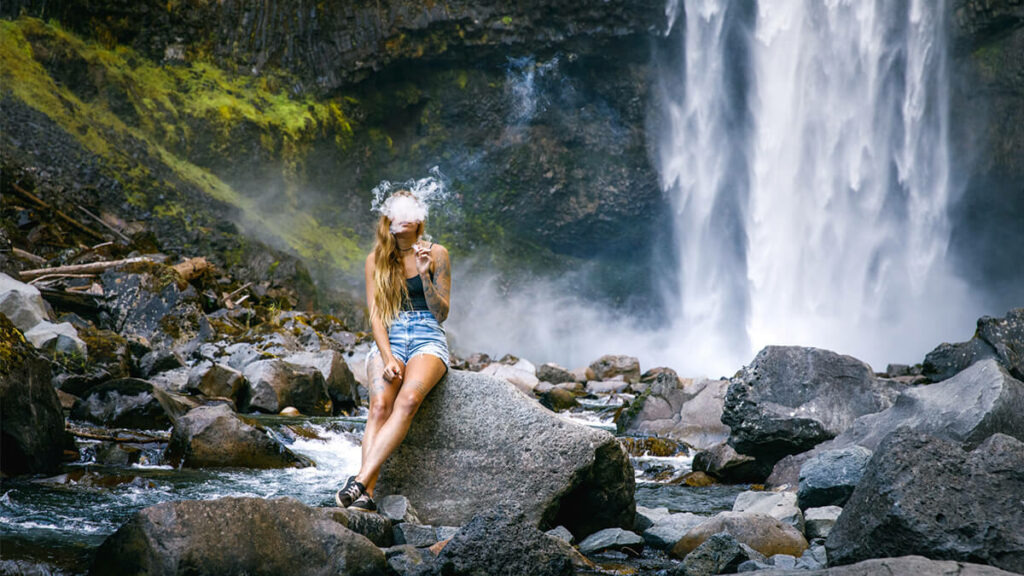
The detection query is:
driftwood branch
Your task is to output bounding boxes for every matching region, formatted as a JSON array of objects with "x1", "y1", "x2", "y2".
[
  {"x1": 9, "y1": 182, "x2": 106, "y2": 241},
  {"x1": 68, "y1": 427, "x2": 170, "y2": 443},
  {"x1": 28, "y1": 273, "x2": 97, "y2": 285},
  {"x1": 18, "y1": 256, "x2": 154, "y2": 281},
  {"x1": 77, "y1": 204, "x2": 132, "y2": 244},
  {"x1": 12, "y1": 247, "x2": 46, "y2": 266}
]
